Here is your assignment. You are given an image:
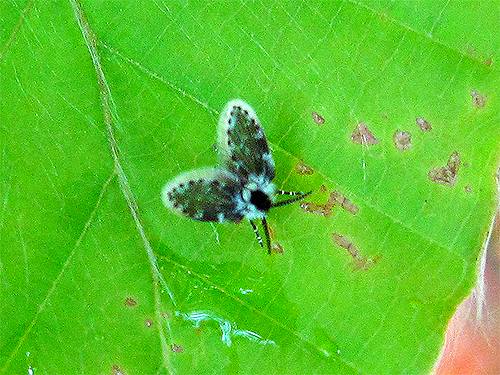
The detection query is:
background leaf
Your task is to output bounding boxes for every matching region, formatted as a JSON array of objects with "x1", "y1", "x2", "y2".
[{"x1": 1, "y1": 1, "x2": 498, "y2": 374}]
